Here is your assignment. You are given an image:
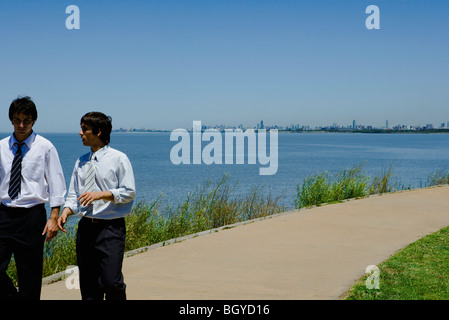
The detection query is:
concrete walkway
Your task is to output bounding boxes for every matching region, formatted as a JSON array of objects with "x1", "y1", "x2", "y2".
[{"x1": 41, "y1": 186, "x2": 449, "y2": 300}]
